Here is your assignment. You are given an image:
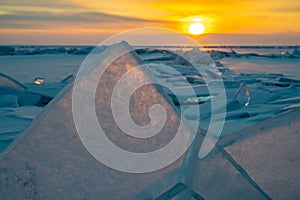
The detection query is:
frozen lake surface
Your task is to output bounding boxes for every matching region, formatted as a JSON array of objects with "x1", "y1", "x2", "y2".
[
  {"x1": 0, "y1": 47, "x2": 300, "y2": 153},
  {"x1": 222, "y1": 57, "x2": 300, "y2": 79}
]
